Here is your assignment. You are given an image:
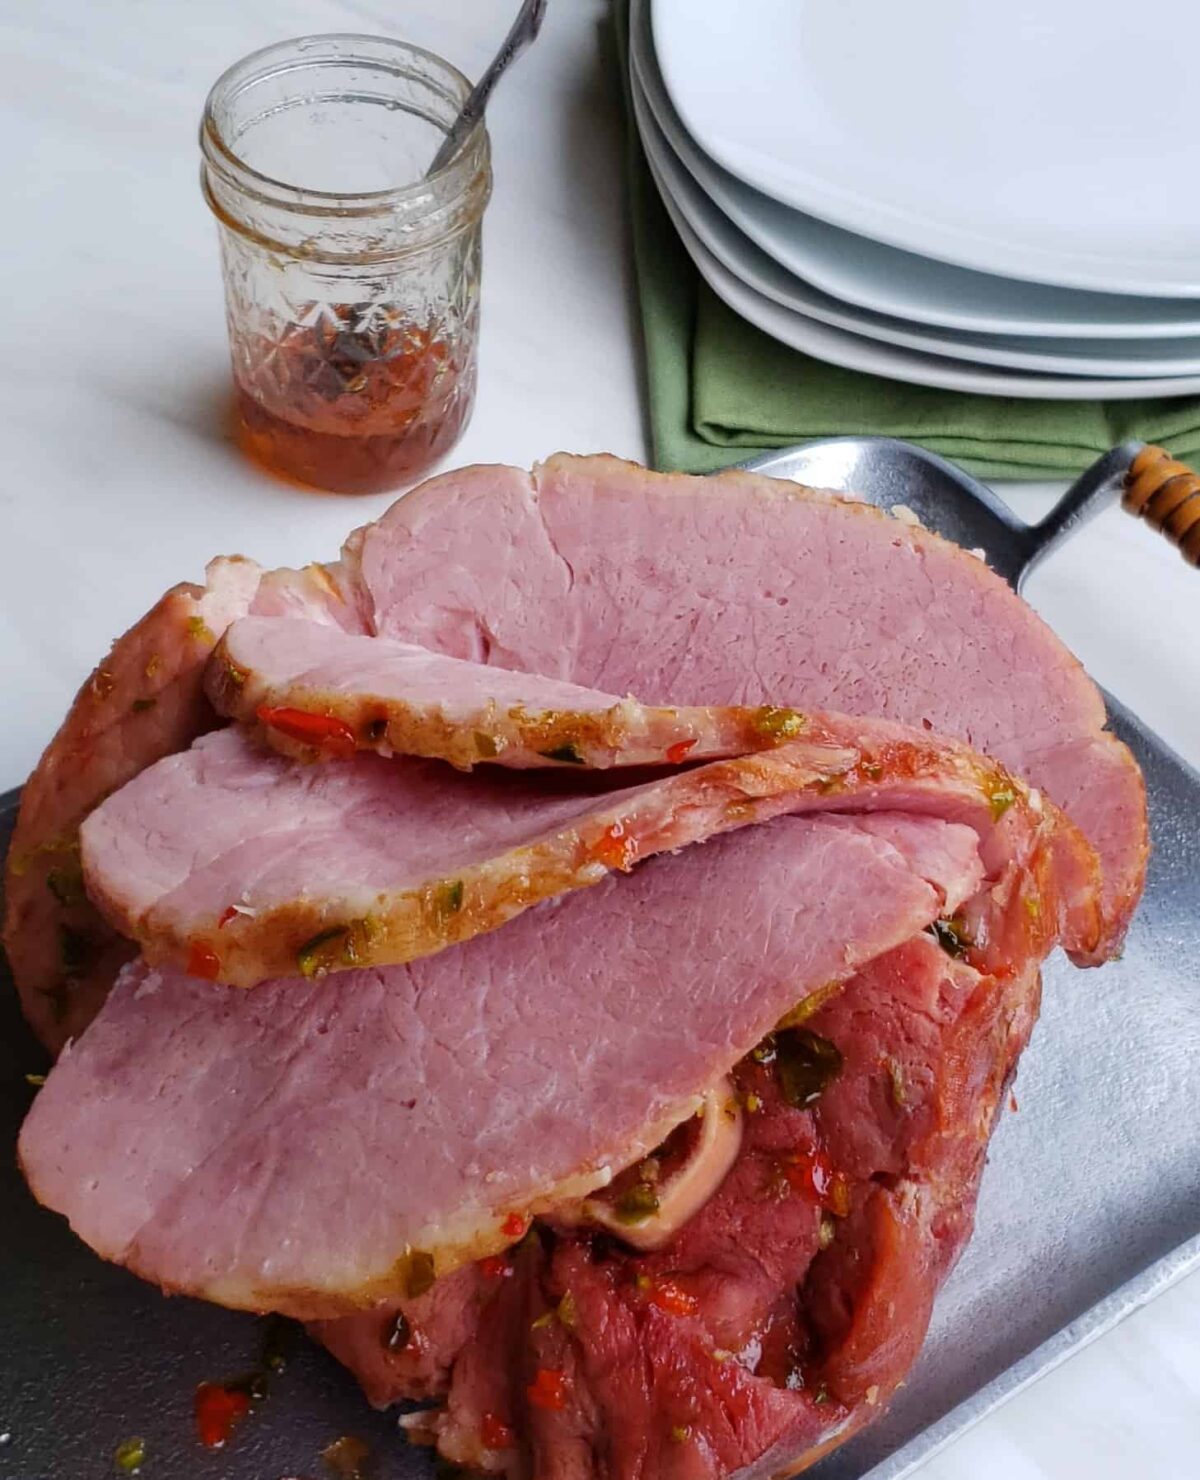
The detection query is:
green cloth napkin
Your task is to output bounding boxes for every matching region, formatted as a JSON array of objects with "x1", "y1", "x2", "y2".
[{"x1": 613, "y1": 0, "x2": 1200, "y2": 480}]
